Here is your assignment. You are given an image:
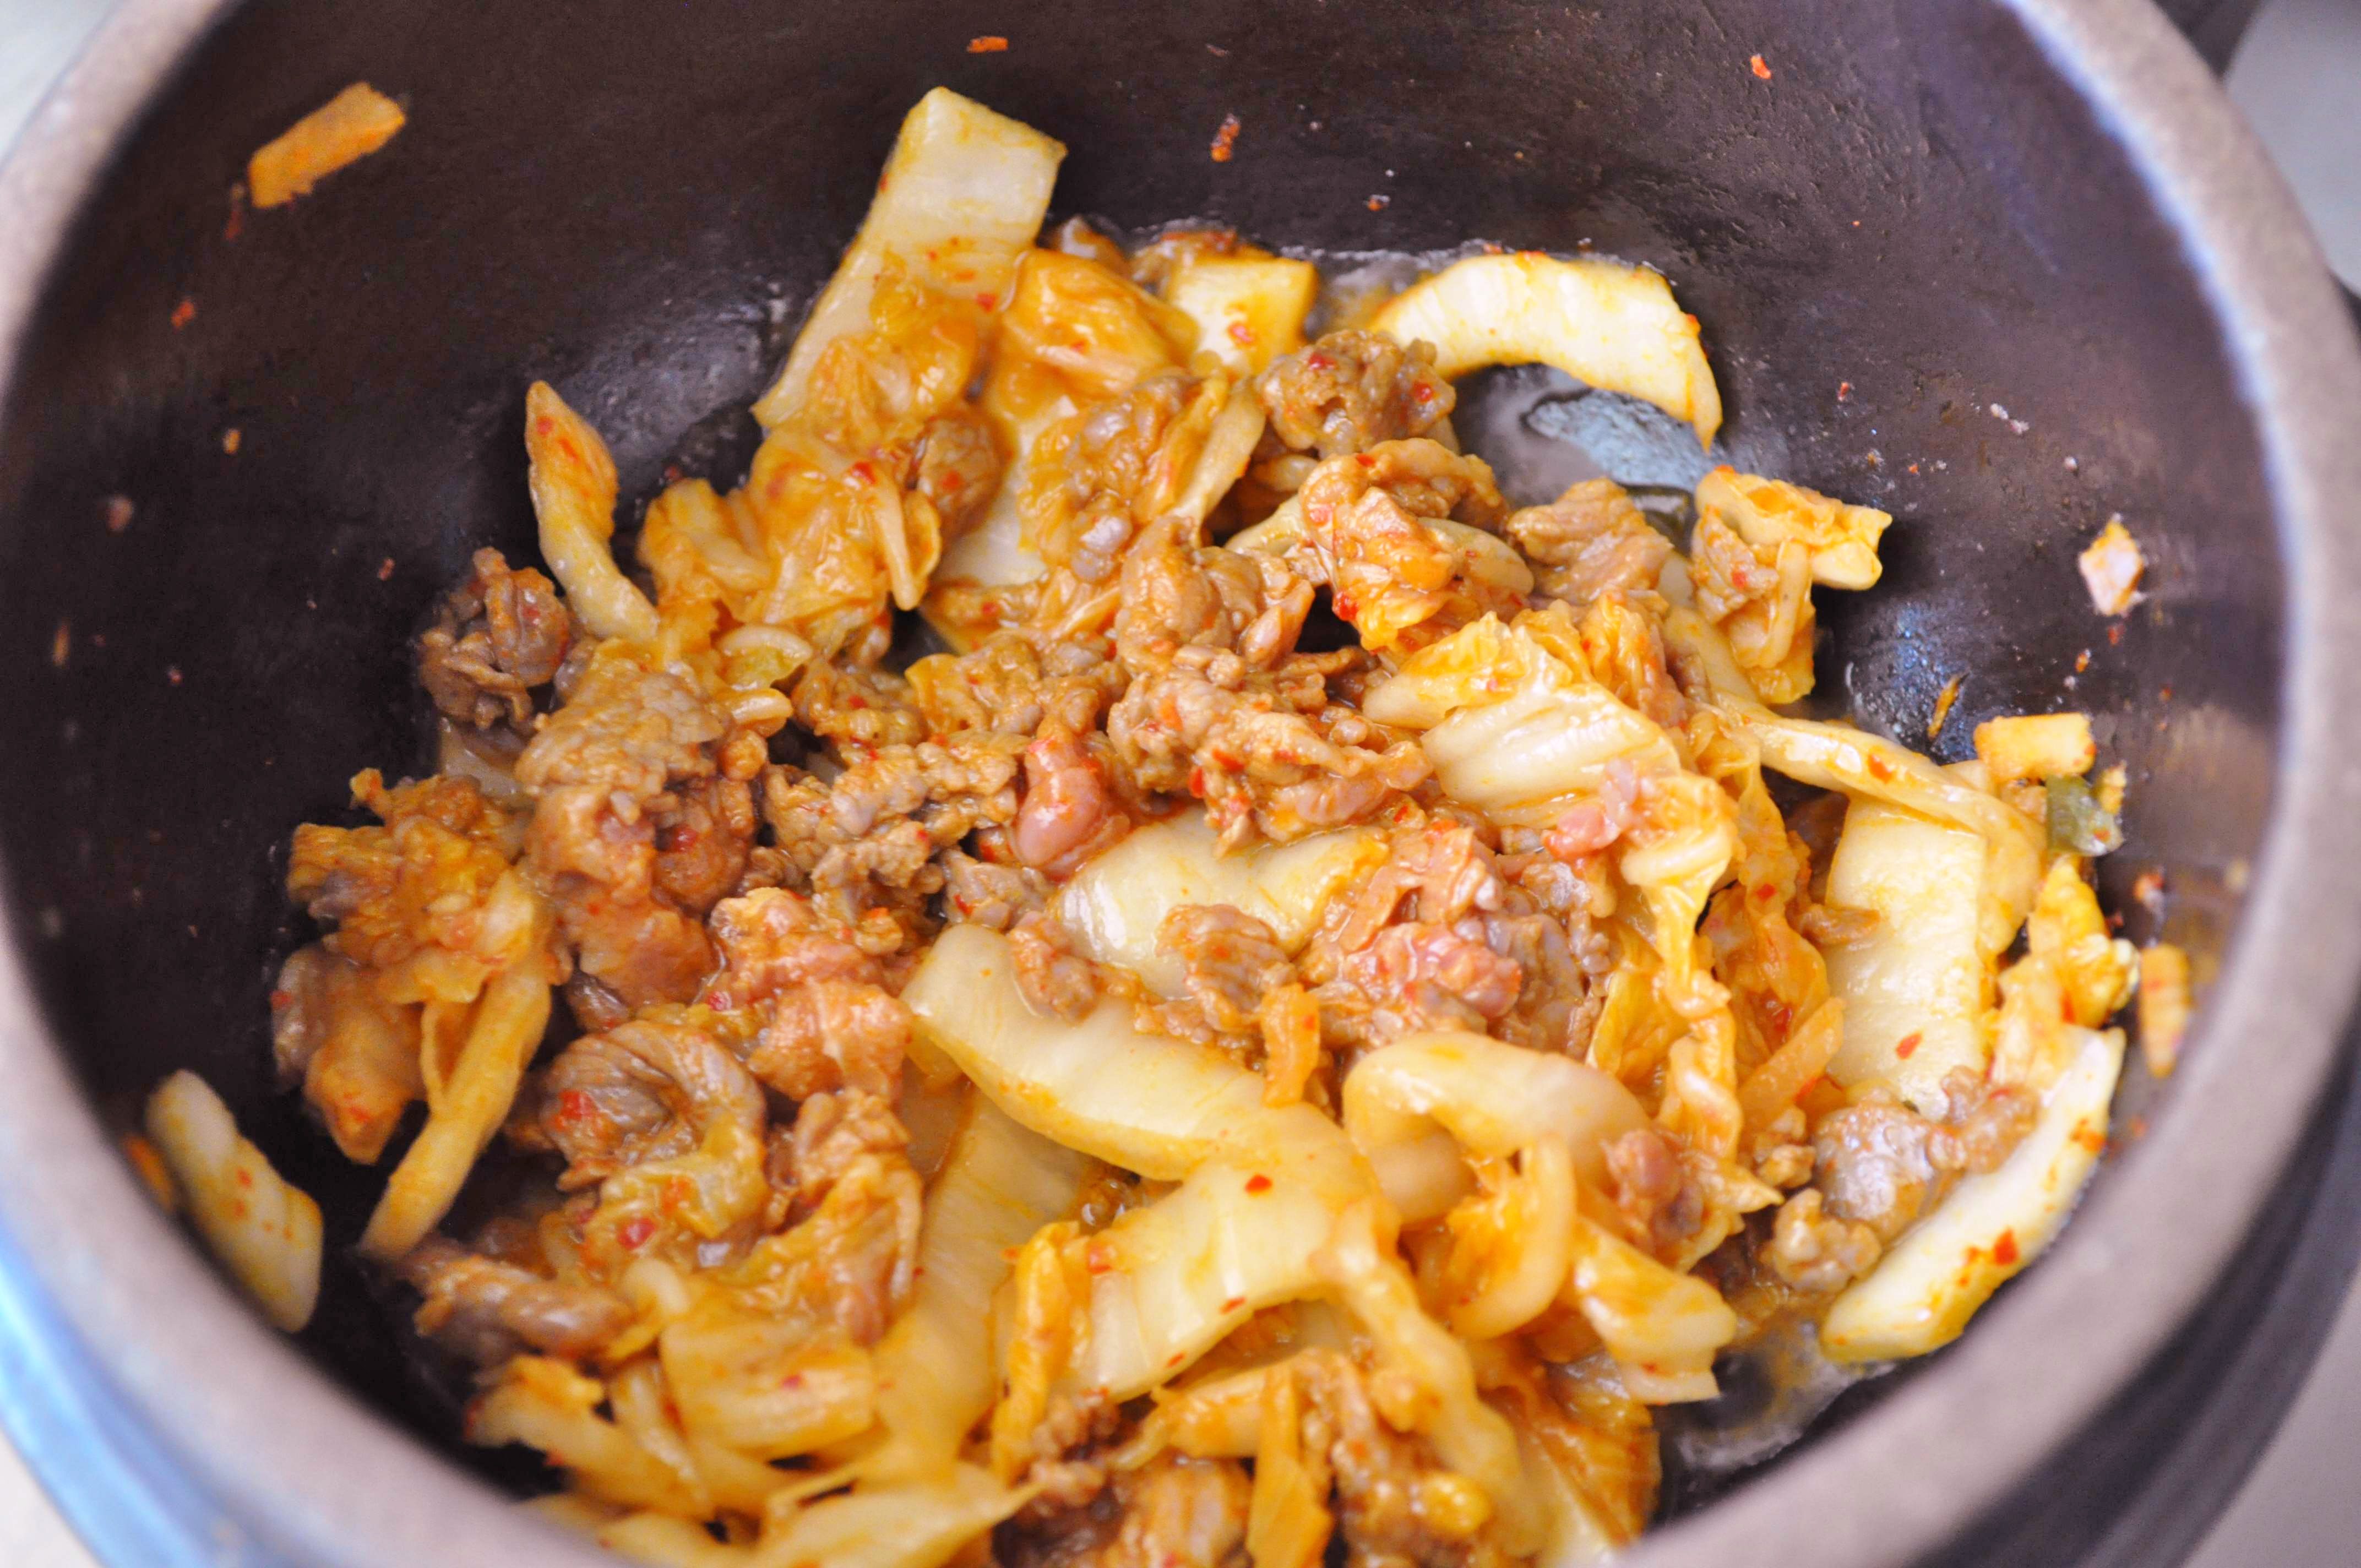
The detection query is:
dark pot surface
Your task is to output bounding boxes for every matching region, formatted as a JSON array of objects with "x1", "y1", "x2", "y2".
[{"x1": 1, "y1": 2, "x2": 2359, "y2": 1566}]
